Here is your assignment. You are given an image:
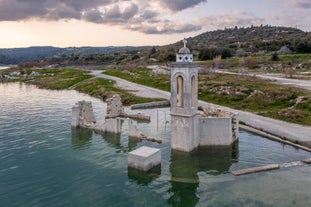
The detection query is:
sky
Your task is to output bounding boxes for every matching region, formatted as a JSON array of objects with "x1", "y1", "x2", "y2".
[{"x1": 0, "y1": 0, "x2": 310, "y2": 48}]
